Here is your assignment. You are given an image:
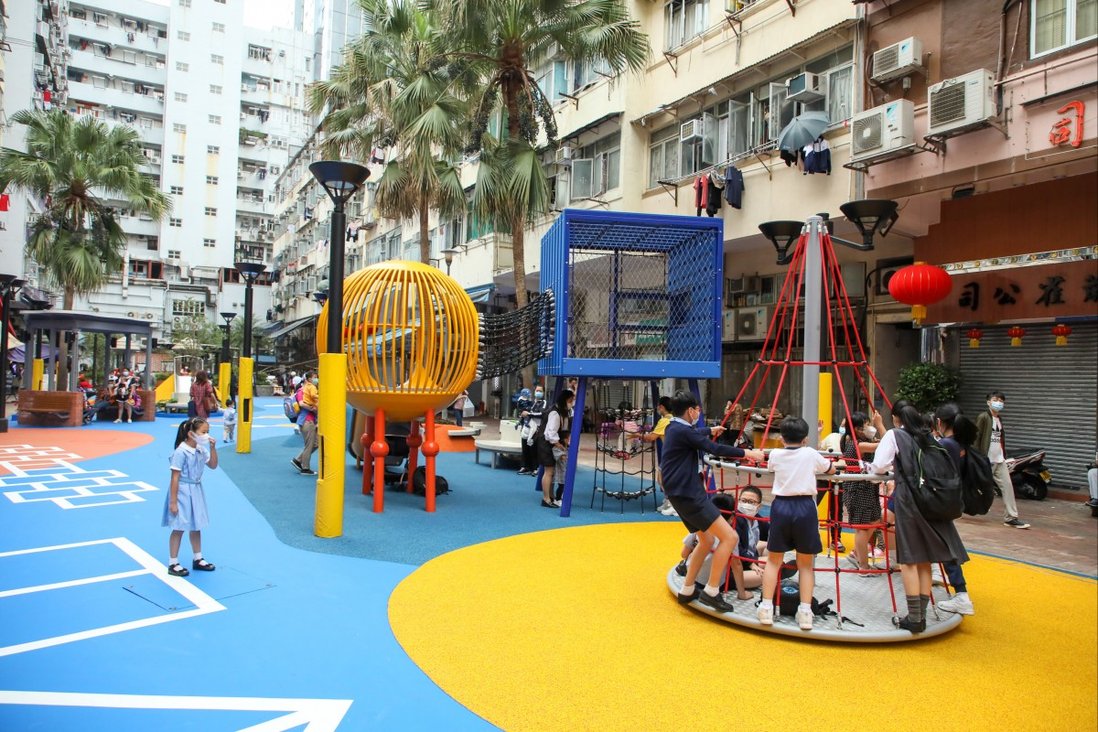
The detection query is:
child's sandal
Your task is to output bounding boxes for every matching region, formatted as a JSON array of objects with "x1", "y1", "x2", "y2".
[
  {"x1": 192, "y1": 559, "x2": 216, "y2": 571},
  {"x1": 168, "y1": 563, "x2": 190, "y2": 577}
]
